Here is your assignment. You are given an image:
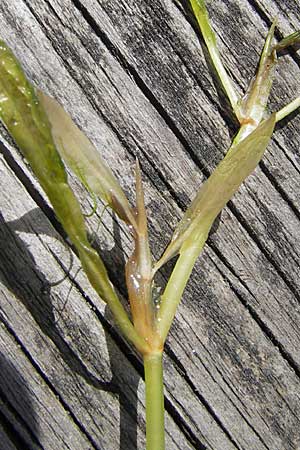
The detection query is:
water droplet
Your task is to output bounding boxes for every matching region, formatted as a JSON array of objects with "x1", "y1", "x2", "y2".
[{"x1": 130, "y1": 273, "x2": 141, "y2": 290}]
